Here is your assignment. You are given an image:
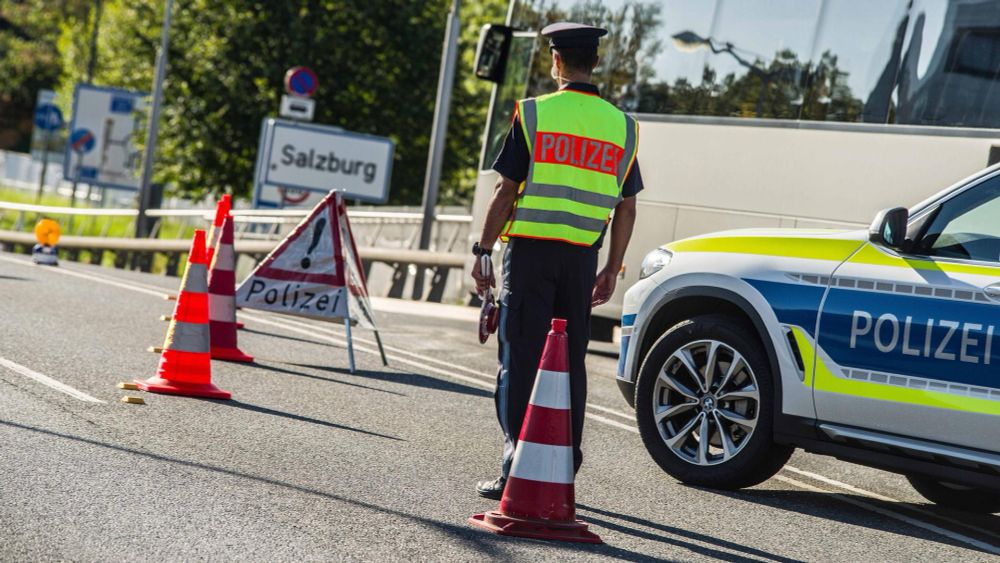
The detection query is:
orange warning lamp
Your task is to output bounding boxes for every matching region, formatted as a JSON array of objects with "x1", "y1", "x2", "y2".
[{"x1": 34, "y1": 218, "x2": 61, "y2": 246}]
